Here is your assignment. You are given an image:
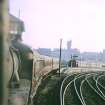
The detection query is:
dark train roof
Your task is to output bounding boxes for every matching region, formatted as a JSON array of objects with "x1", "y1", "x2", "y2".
[{"x1": 12, "y1": 41, "x2": 32, "y2": 53}]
